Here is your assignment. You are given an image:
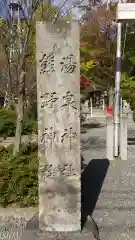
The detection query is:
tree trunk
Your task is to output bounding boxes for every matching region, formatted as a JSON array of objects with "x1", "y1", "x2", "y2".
[
  {"x1": 13, "y1": 71, "x2": 25, "y2": 156},
  {"x1": 7, "y1": 73, "x2": 13, "y2": 107},
  {"x1": 4, "y1": 69, "x2": 14, "y2": 108}
]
